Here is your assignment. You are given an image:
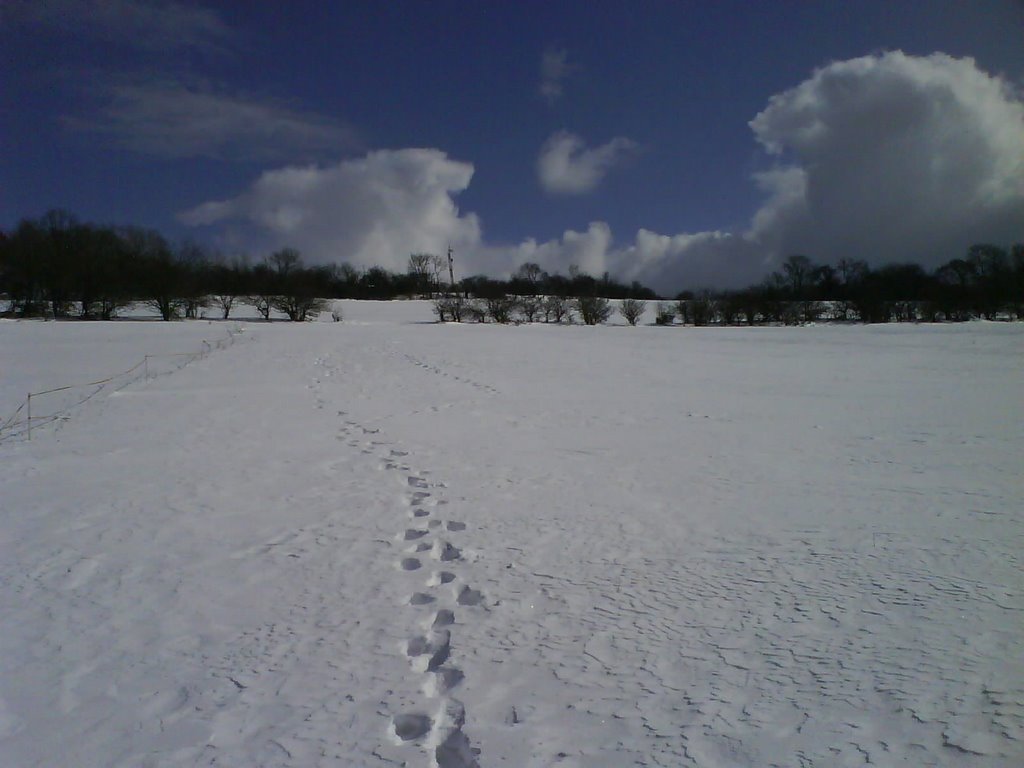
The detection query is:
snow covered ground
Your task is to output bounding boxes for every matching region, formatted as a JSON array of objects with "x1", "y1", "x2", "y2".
[{"x1": 1, "y1": 303, "x2": 1022, "y2": 767}]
